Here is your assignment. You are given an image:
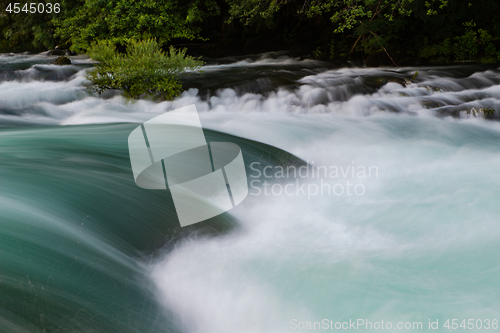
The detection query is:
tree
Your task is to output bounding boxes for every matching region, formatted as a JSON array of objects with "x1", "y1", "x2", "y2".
[
  {"x1": 85, "y1": 39, "x2": 203, "y2": 100},
  {"x1": 0, "y1": 0, "x2": 67, "y2": 51},
  {"x1": 225, "y1": 0, "x2": 418, "y2": 63},
  {"x1": 225, "y1": 0, "x2": 500, "y2": 64},
  {"x1": 55, "y1": 0, "x2": 219, "y2": 52}
]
